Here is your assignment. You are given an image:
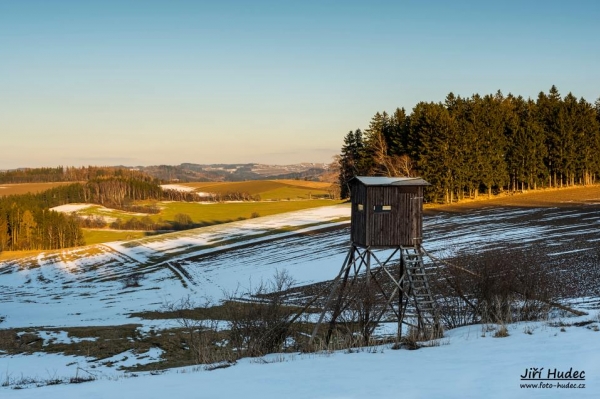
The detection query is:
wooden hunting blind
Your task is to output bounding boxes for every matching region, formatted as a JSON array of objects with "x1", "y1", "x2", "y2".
[
  {"x1": 349, "y1": 176, "x2": 429, "y2": 248},
  {"x1": 310, "y1": 176, "x2": 440, "y2": 345}
]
